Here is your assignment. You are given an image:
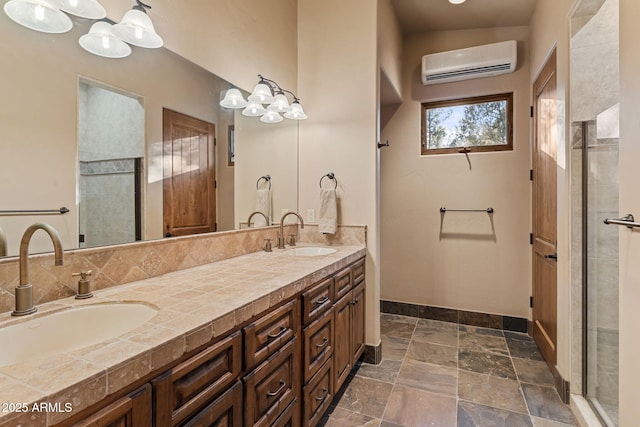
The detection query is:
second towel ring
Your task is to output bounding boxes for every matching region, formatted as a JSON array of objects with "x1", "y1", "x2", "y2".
[
  {"x1": 319, "y1": 172, "x2": 338, "y2": 189},
  {"x1": 256, "y1": 175, "x2": 271, "y2": 190}
]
